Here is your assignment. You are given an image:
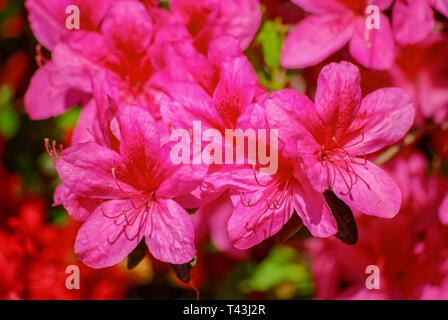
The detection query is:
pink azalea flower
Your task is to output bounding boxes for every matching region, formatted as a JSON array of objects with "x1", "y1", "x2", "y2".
[
  {"x1": 281, "y1": 0, "x2": 395, "y2": 70},
  {"x1": 390, "y1": 34, "x2": 448, "y2": 124},
  {"x1": 205, "y1": 154, "x2": 338, "y2": 250},
  {"x1": 392, "y1": 0, "x2": 448, "y2": 45},
  {"x1": 195, "y1": 98, "x2": 338, "y2": 250},
  {"x1": 159, "y1": 36, "x2": 264, "y2": 132},
  {"x1": 169, "y1": 0, "x2": 262, "y2": 51},
  {"x1": 53, "y1": 103, "x2": 207, "y2": 268},
  {"x1": 25, "y1": 0, "x2": 180, "y2": 120},
  {"x1": 266, "y1": 61, "x2": 414, "y2": 218},
  {"x1": 25, "y1": 0, "x2": 114, "y2": 51},
  {"x1": 160, "y1": 36, "x2": 275, "y2": 250},
  {"x1": 308, "y1": 150, "x2": 448, "y2": 299}
]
